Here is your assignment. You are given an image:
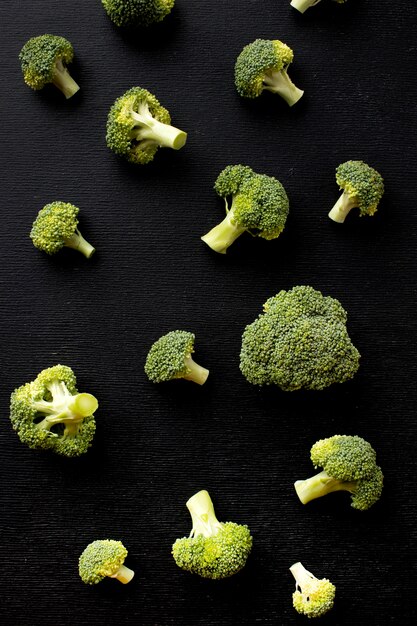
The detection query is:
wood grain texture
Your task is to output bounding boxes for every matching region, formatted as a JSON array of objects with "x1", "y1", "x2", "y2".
[{"x1": 1, "y1": 0, "x2": 416, "y2": 624}]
